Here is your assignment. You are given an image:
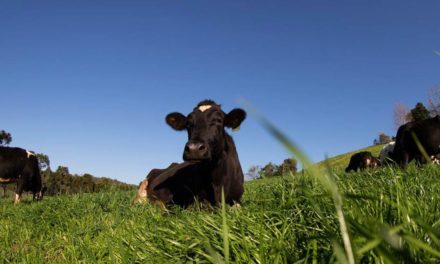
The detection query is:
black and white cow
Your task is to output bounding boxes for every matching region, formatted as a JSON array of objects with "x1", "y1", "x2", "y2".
[
  {"x1": 136, "y1": 100, "x2": 246, "y2": 207},
  {"x1": 345, "y1": 151, "x2": 380, "y2": 172},
  {"x1": 0, "y1": 147, "x2": 44, "y2": 204},
  {"x1": 392, "y1": 116, "x2": 440, "y2": 167},
  {"x1": 379, "y1": 141, "x2": 395, "y2": 165}
]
